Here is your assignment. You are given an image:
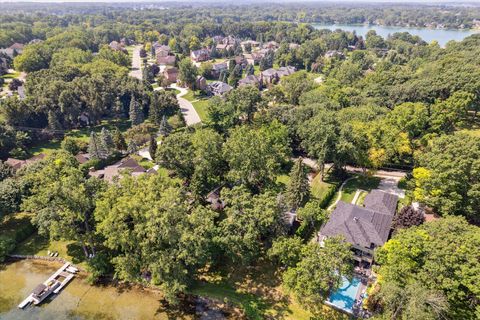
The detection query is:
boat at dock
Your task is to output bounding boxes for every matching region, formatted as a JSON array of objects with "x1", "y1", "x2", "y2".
[{"x1": 18, "y1": 262, "x2": 77, "y2": 309}]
